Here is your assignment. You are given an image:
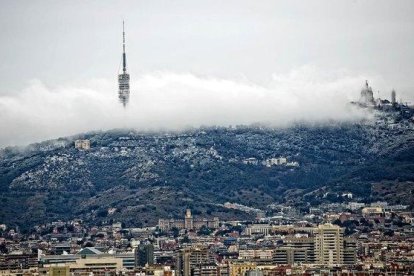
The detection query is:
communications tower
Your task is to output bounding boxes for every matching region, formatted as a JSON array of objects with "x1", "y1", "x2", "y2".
[{"x1": 118, "y1": 21, "x2": 130, "y2": 107}]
